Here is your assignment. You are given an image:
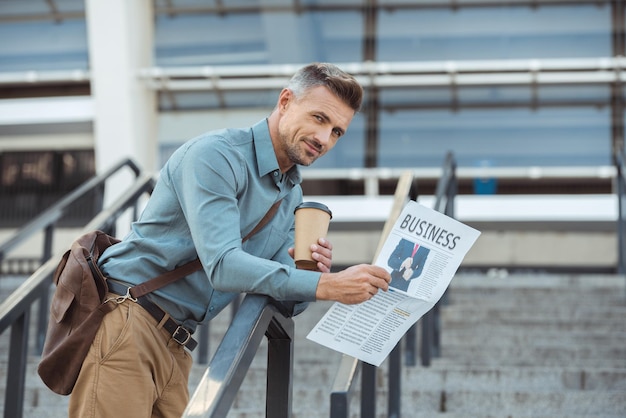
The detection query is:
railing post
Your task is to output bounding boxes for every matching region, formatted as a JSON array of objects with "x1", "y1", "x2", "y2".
[
  {"x1": 433, "y1": 301, "x2": 441, "y2": 357},
  {"x1": 330, "y1": 355, "x2": 360, "y2": 418},
  {"x1": 35, "y1": 225, "x2": 55, "y2": 354},
  {"x1": 330, "y1": 392, "x2": 349, "y2": 418},
  {"x1": 266, "y1": 317, "x2": 294, "y2": 418},
  {"x1": 361, "y1": 363, "x2": 377, "y2": 418},
  {"x1": 421, "y1": 311, "x2": 433, "y2": 367},
  {"x1": 5, "y1": 310, "x2": 29, "y2": 418},
  {"x1": 616, "y1": 149, "x2": 626, "y2": 275},
  {"x1": 404, "y1": 323, "x2": 417, "y2": 366},
  {"x1": 388, "y1": 343, "x2": 401, "y2": 418}
]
